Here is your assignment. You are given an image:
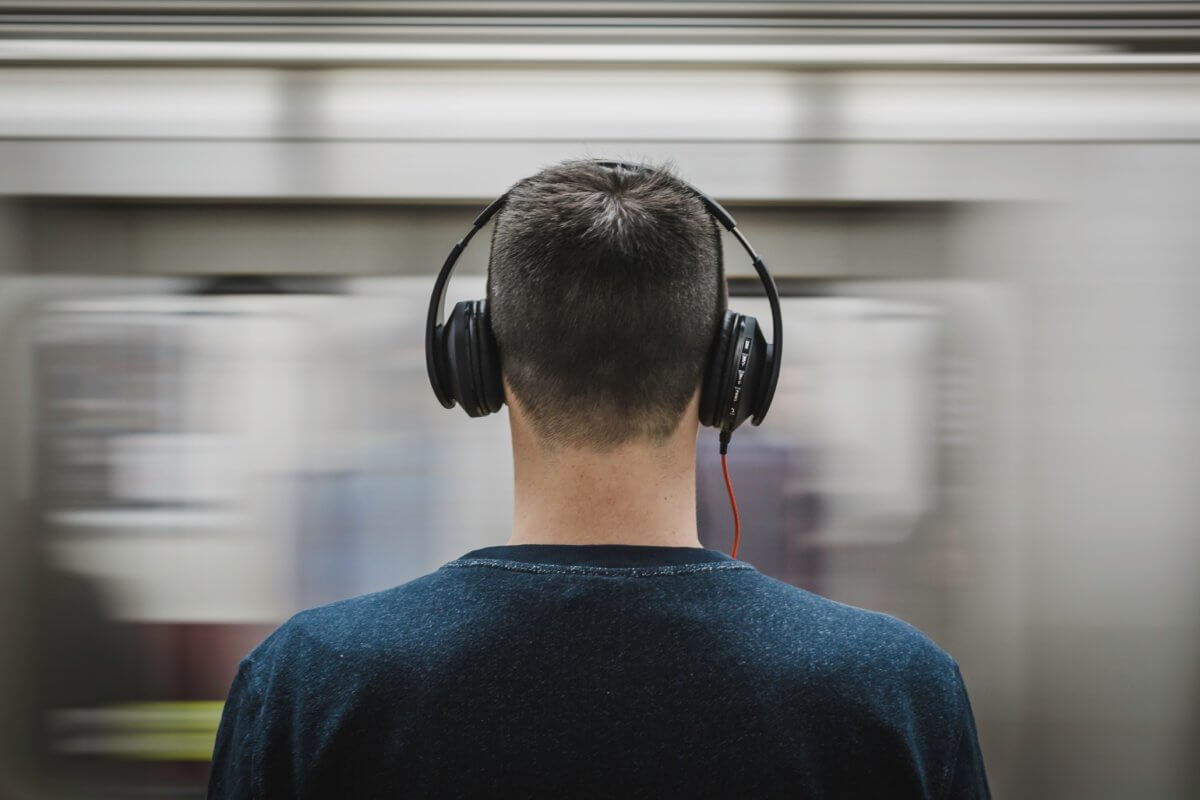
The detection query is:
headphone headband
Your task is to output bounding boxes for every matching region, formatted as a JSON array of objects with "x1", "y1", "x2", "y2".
[{"x1": 425, "y1": 159, "x2": 783, "y2": 425}]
